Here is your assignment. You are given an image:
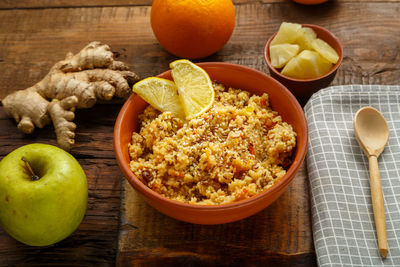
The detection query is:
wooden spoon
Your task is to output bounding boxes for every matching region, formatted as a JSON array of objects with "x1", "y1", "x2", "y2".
[{"x1": 354, "y1": 106, "x2": 389, "y2": 258}]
